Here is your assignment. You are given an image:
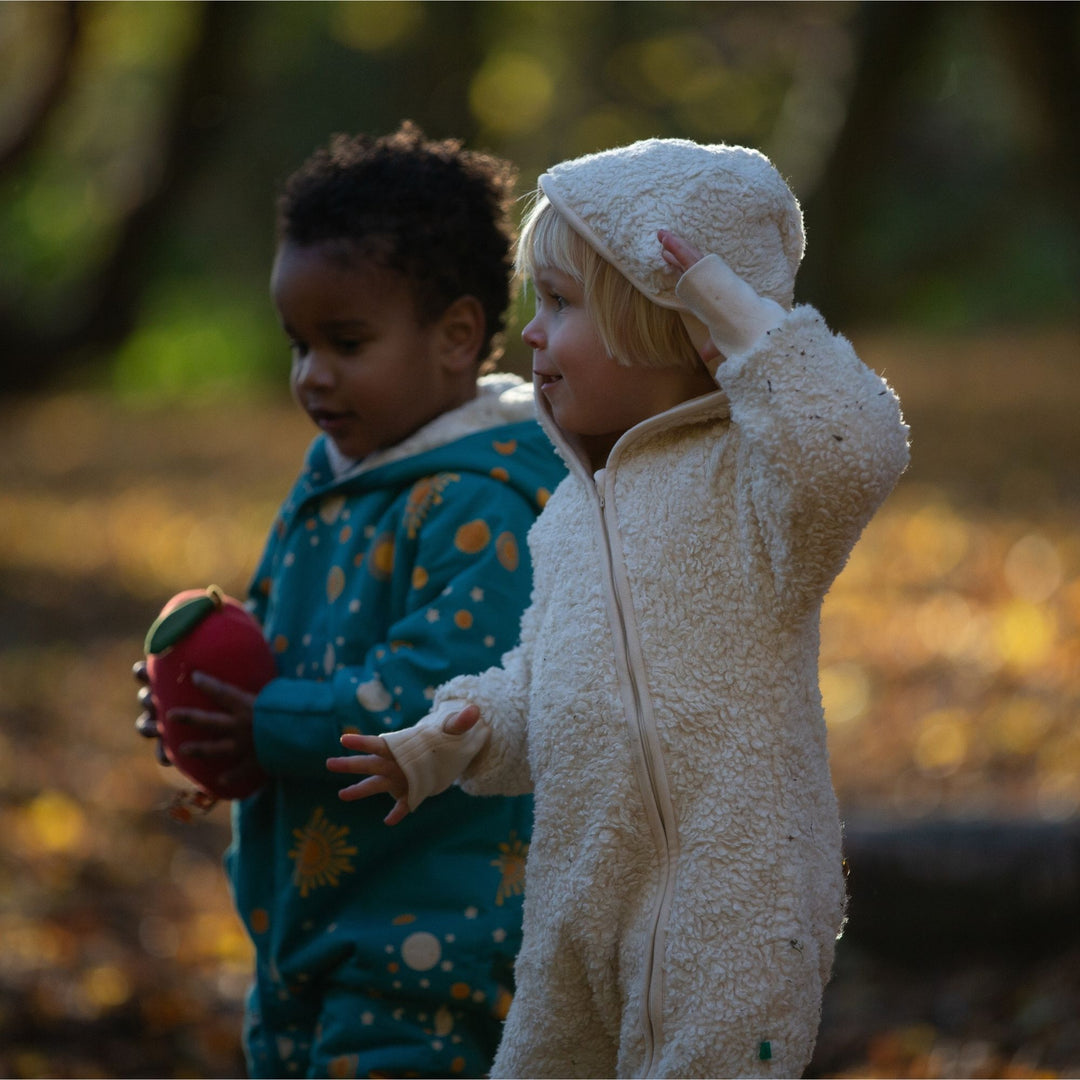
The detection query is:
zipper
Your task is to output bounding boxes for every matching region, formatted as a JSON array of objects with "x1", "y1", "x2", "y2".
[{"x1": 593, "y1": 469, "x2": 676, "y2": 1077}]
